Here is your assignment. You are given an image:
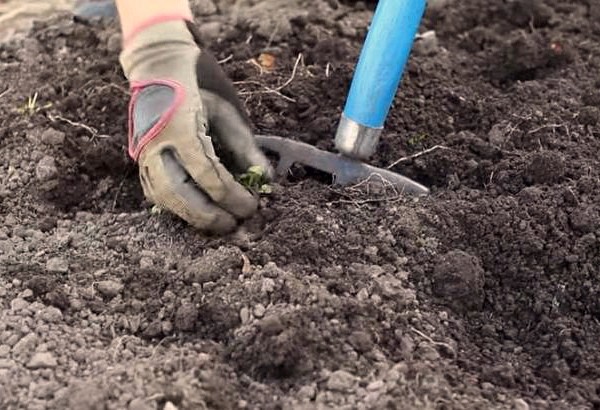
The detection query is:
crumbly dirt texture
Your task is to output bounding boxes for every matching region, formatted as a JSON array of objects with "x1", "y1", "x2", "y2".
[
  {"x1": 1, "y1": 0, "x2": 600, "y2": 409},
  {"x1": 0, "y1": 0, "x2": 72, "y2": 41}
]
